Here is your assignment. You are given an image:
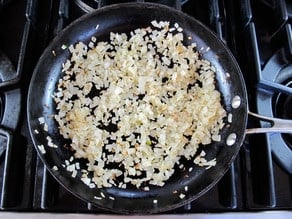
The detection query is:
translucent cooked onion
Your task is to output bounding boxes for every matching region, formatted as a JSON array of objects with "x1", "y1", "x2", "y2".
[{"x1": 53, "y1": 21, "x2": 226, "y2": 189}]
